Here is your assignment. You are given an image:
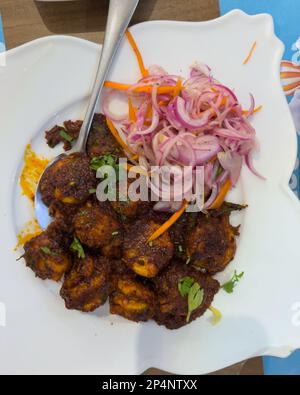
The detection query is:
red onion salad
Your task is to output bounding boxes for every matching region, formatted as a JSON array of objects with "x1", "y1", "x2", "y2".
[{"x1": 103, "y1": 62, "x2": 262, "y2": 212}]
